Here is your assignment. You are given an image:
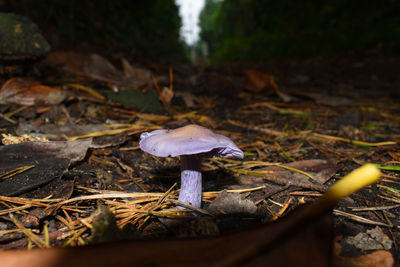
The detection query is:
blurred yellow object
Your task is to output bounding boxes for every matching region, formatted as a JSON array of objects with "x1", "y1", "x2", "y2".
[
  {"x1": 324, "y1": 164, "x2": 380, "y2": 202},
  {"x1": 310, "y1": 164, "x2": 380, "y2": 216}
]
